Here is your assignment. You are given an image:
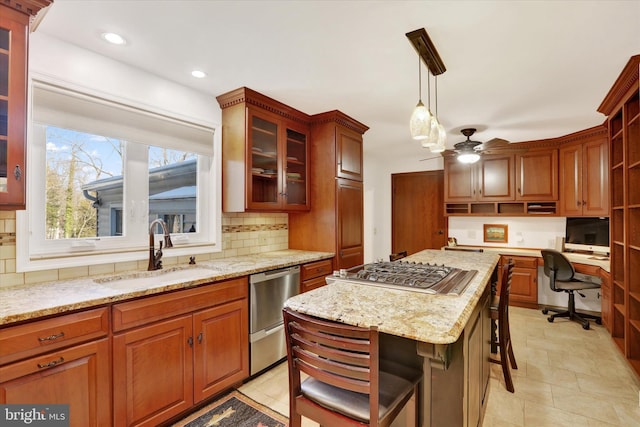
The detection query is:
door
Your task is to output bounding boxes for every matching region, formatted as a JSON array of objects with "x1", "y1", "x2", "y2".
[{"x1": 392, "y1": 171, "x2": 446, "y2": 255}]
